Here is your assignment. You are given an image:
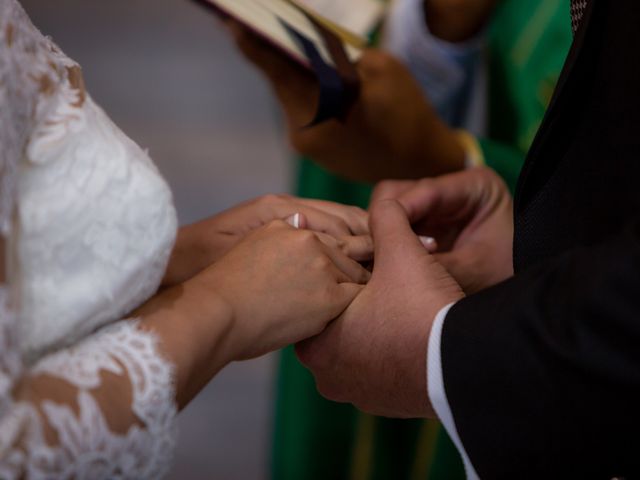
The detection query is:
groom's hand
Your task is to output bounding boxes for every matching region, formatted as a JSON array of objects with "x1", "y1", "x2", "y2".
[
  {"x1": 296, "y1": 200, "x2": 464, "y2": 419},
  {"x1": 372, "y1": 167, "x2": 514, "y2": 294}
]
